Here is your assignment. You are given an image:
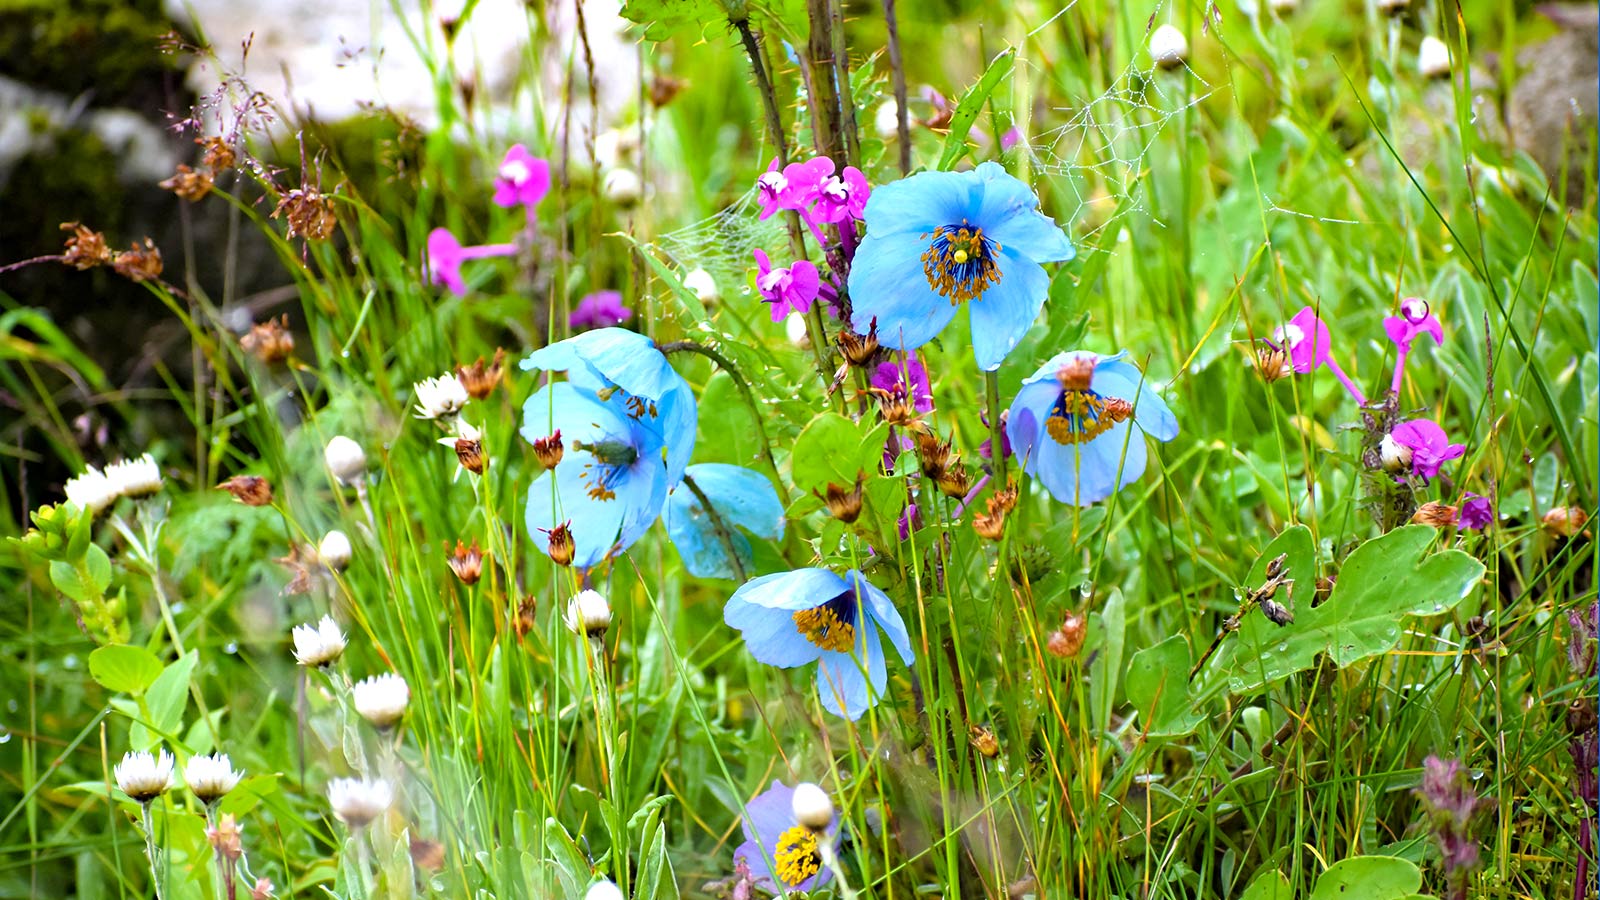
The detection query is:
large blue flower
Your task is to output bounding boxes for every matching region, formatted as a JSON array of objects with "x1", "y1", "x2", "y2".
[
  {"x1": 521, "y1": 382, "x2": 670, "y2": 569},
  {"x1": 520, "y1": 328, "x2": 697, "y2": 484},
  {"x1": 733, "y1": 780, "x2": 839, "y2": 892},
  {"x1": 847, "y1": 161, "x2": 1075, "y2": 372},
  {"x1": 665, "y1": 463, "x2": 785, "y2": 580},
  {"x1": 723, "y1": 568, "x2": 914, "y2": 720},
  {"x1": 1006, "y1": 351, "x2": 1178, "y2": 506}
]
